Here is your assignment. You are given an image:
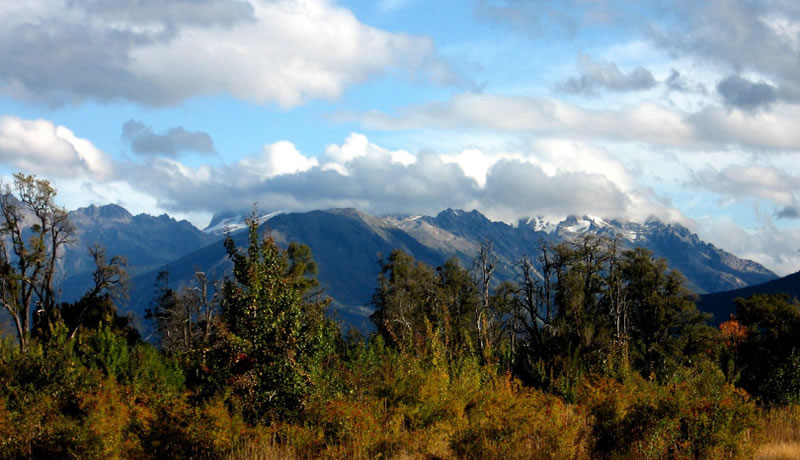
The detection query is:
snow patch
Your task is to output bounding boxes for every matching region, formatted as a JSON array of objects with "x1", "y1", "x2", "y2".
[{"x1": 203, "y1": 210, "x2": 286, "y2": 235}]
